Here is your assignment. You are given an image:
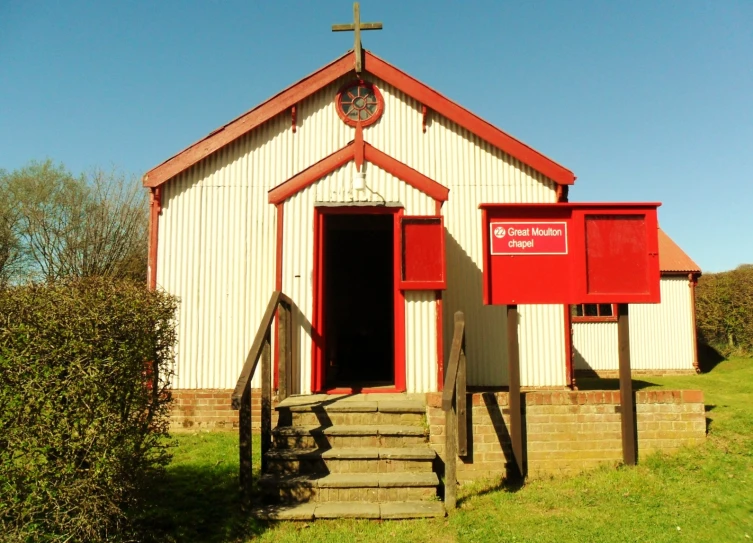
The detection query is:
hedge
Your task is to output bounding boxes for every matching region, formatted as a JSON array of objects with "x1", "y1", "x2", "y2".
[
  {"x1": 0, "y1": 279, "x2": 177, "y2": 542},
  {"x1": 696, "y1": 264, "x2": 753, "y2": 356}
]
